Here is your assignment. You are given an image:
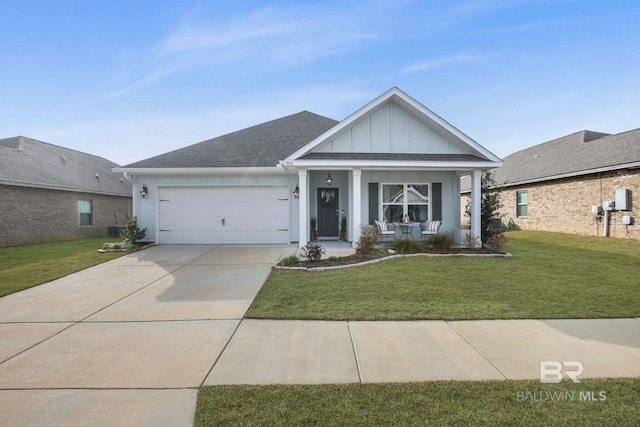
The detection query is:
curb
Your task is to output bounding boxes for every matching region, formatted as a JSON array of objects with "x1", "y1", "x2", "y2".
[{"x1": 276, "y1": 251, "x2": 512, "y2": 271}]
